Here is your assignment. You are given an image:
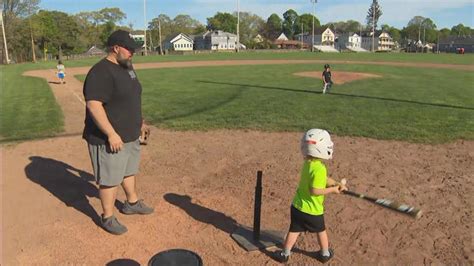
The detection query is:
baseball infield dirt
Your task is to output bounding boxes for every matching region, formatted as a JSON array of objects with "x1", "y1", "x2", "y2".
[{"x1": 2, "y1": 60, "x2": 473, "y2": 265}]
